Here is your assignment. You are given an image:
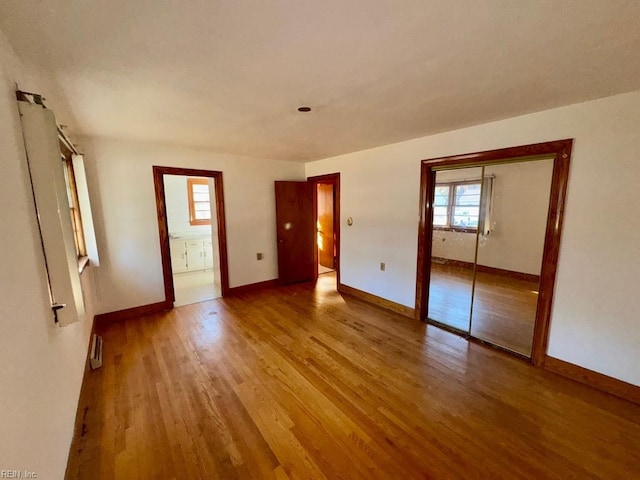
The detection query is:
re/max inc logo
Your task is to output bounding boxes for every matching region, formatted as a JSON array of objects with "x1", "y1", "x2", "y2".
[{"x1": 0, "y1": 471, "x2": 38, "y2": 478}]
